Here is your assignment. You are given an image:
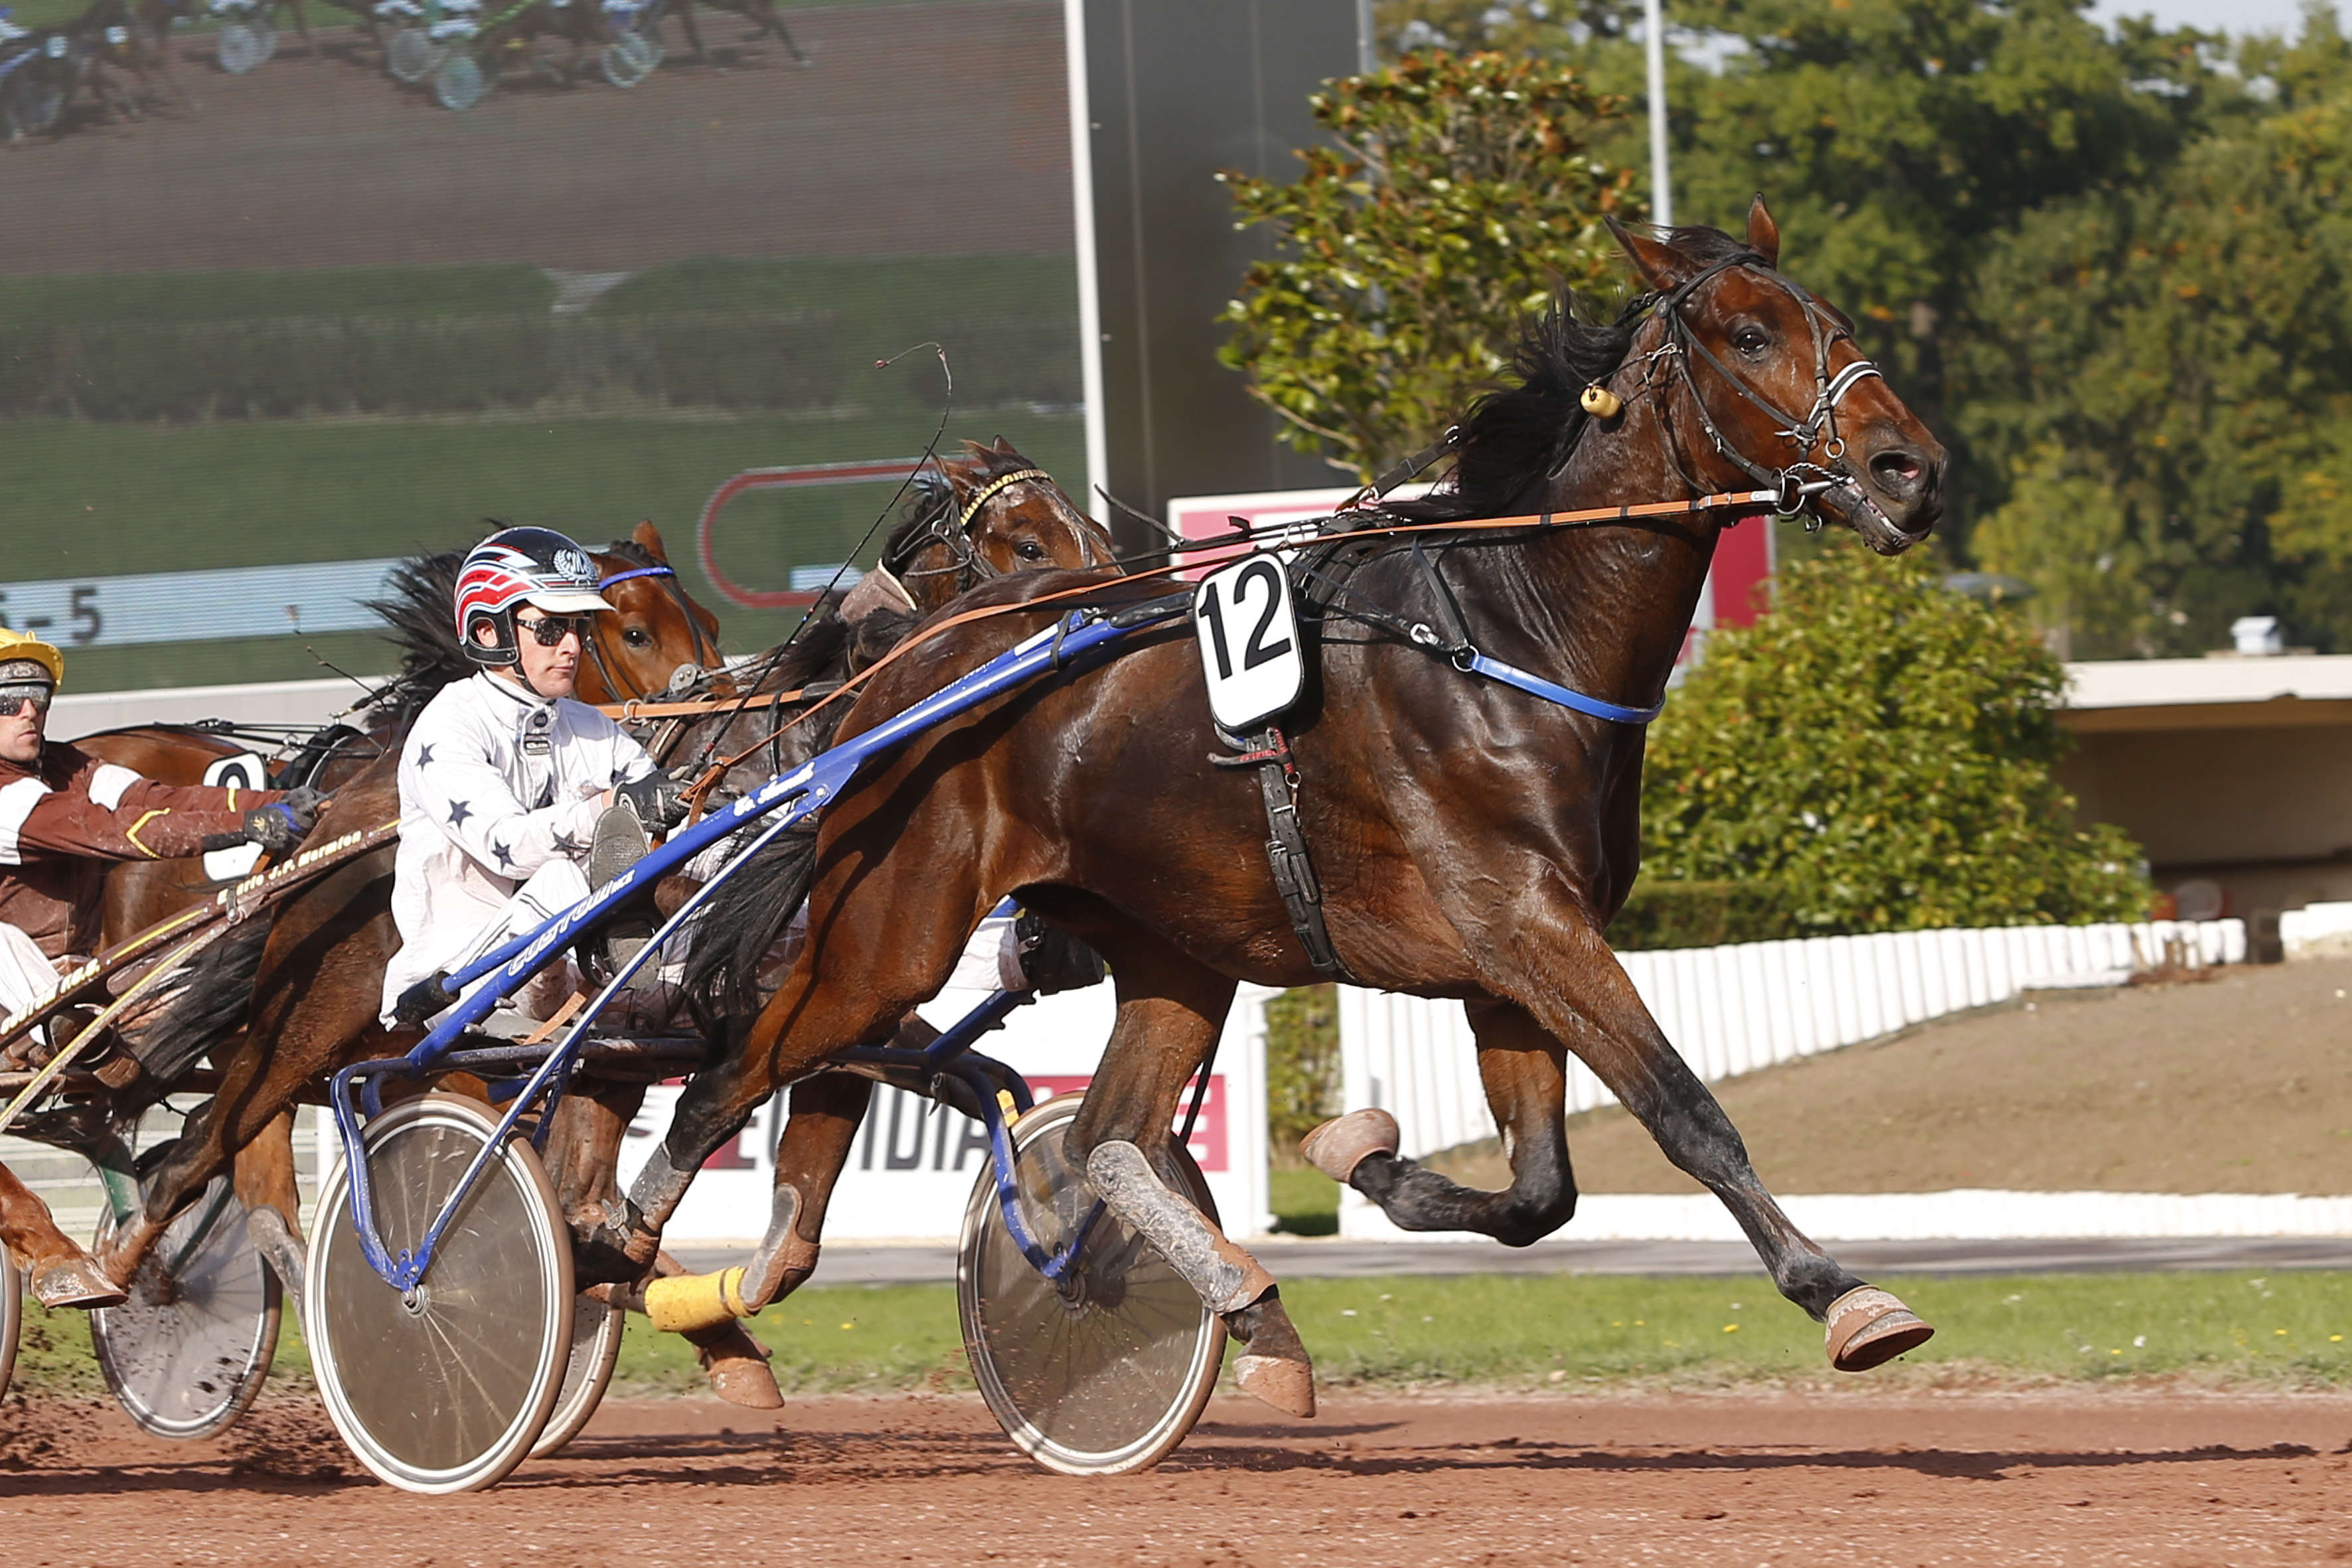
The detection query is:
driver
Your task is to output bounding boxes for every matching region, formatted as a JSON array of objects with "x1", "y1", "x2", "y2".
[
  {"x1": 382, "y1": 526, "x2": 690, "y2": 1031},
  {"x1": 0, "y1": 627, "x2": 320, "y2": 1082}
]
